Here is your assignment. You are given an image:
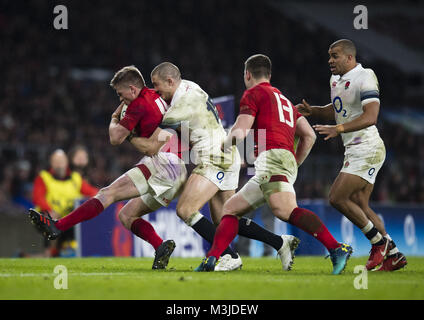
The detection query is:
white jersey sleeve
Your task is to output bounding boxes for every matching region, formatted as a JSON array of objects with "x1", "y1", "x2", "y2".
[{"x1": 360, "y1": 69, "x2": 380, "y2": 106}]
